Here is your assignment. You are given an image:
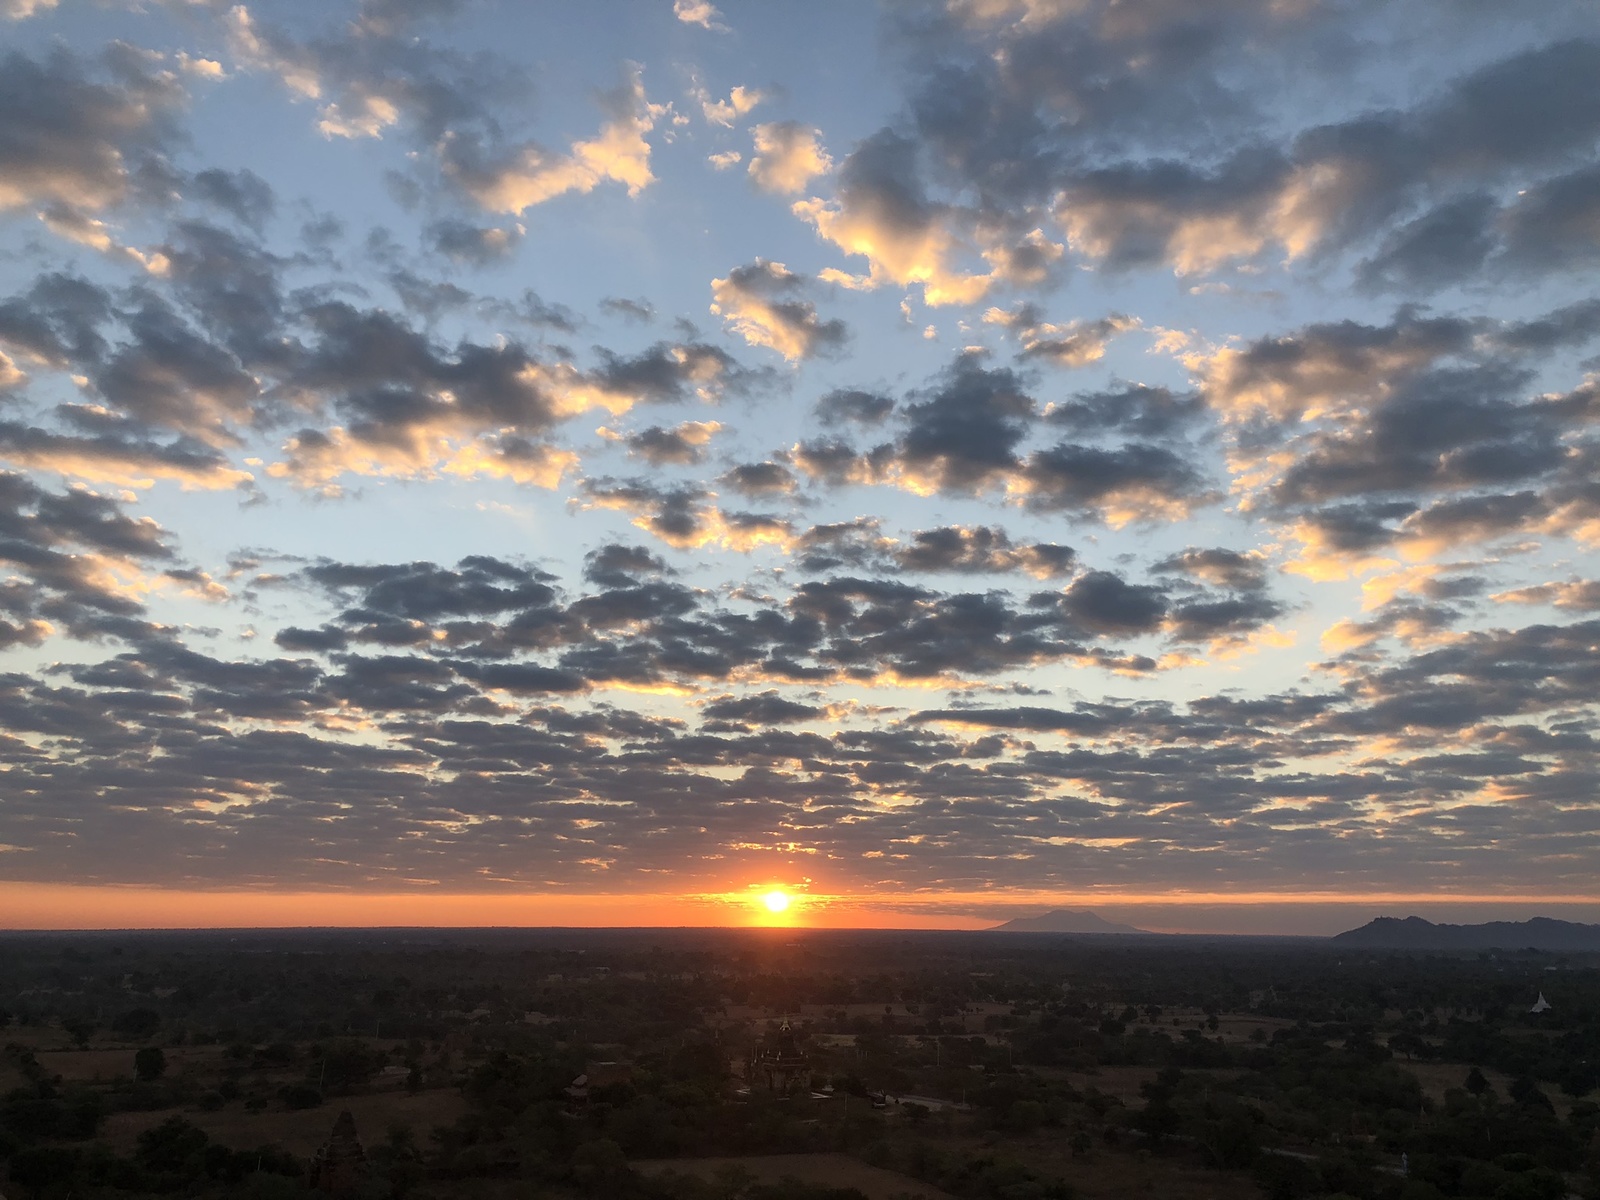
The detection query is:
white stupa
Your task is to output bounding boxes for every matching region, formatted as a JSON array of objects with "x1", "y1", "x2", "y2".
[{"x1": 1529, "y1": 992, "x2": 1551, "y2": 1013}]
